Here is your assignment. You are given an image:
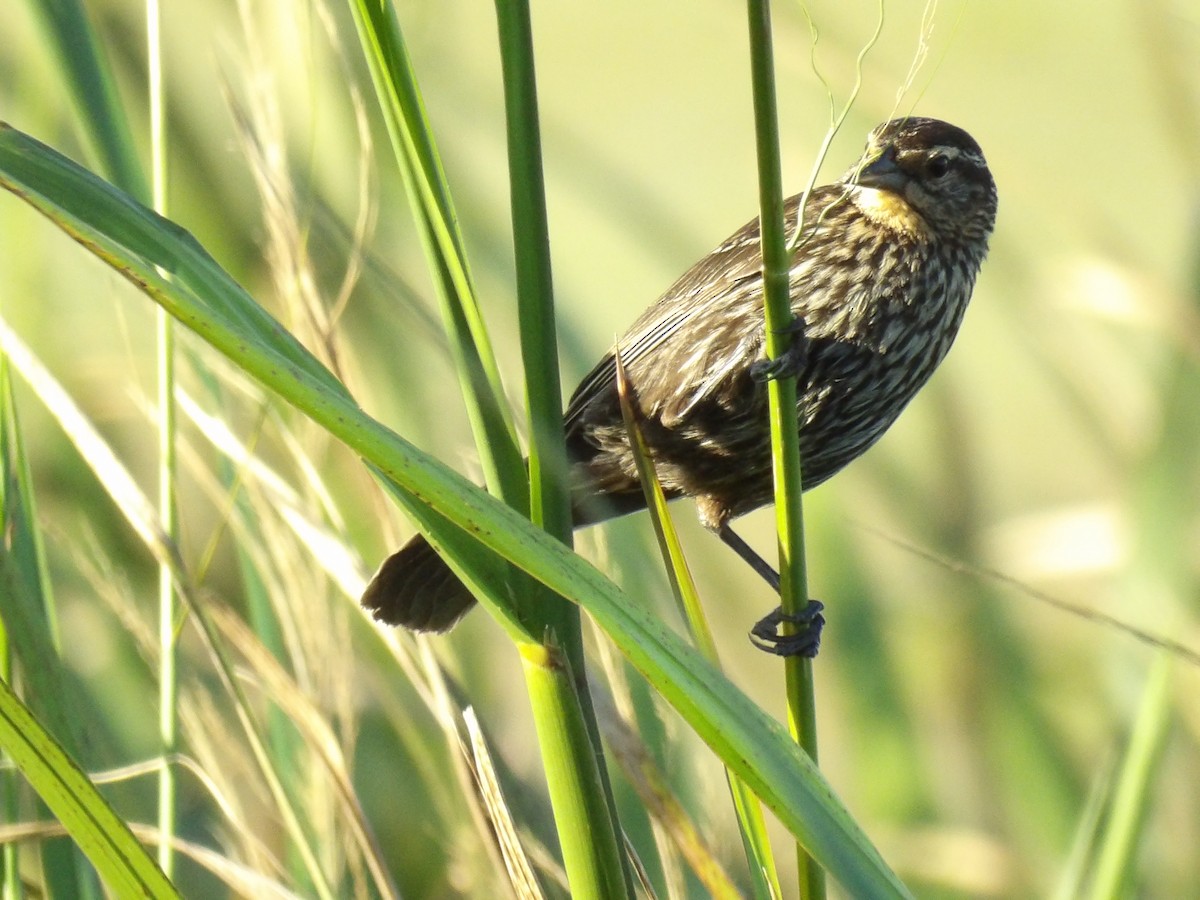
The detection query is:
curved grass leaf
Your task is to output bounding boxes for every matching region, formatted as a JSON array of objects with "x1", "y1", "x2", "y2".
[{"x1": 0, "y1": 675, "x2": 180, "y2": 898}]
